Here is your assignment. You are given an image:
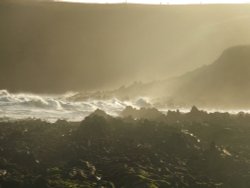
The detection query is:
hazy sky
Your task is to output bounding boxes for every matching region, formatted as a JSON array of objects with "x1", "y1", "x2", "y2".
[
  {"x1": 55, "y1": 0, "x2": 250, "y2": 4},
  {"x1": 1, "y1": 1, "x2": 250, "y2": 93}
]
